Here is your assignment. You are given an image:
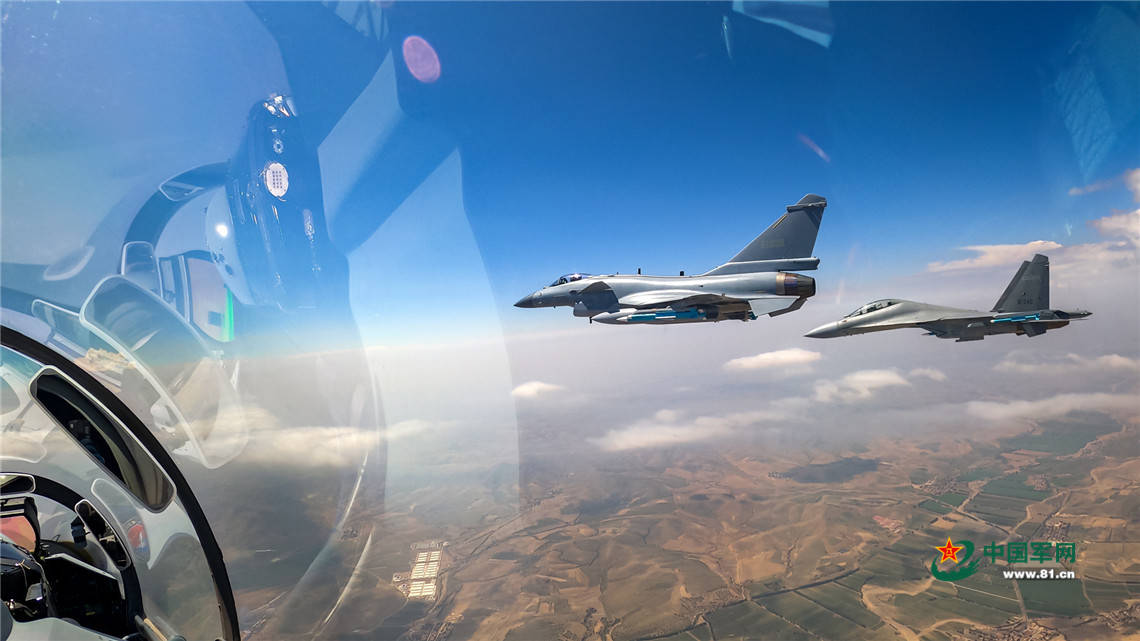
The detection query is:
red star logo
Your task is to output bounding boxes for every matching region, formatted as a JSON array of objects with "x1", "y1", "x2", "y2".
[{"x1": 936, "y1": 537, "x2": 964, "y2": 564}]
